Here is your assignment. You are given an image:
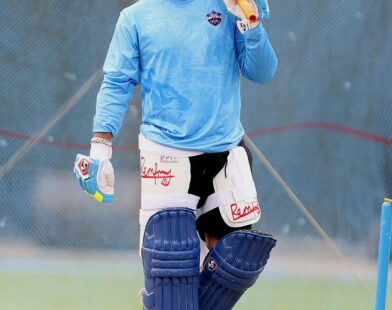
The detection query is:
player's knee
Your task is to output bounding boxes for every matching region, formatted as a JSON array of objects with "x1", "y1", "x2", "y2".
[
  {"x1": 199, "y1": 230, "x2": 276, "y2": 310},
  {"x1": 205, "y1": 232, "x2": 220, "y2": 250}
]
